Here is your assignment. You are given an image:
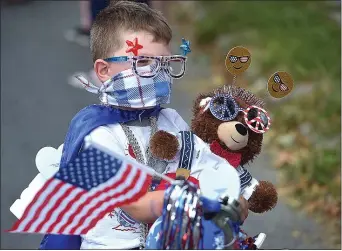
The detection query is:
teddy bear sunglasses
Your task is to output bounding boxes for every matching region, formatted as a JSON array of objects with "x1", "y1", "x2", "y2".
[
  {"x1": 206, "y1": 93, "x2": 271, "y2": 134},
  {"x1": 104, "y1": 55, "x2": 187, "y2": 79},
  {"x1": 273, "y1": 73, "x2": 289, "y2": 92},
  {"x1": 228, "y1": 55, "x2": 250, "y2": 63}
]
